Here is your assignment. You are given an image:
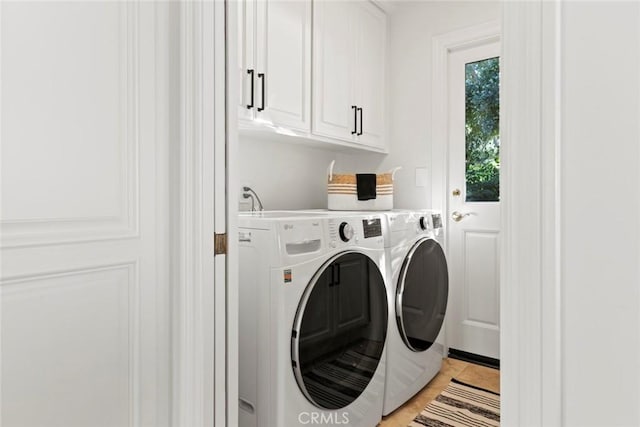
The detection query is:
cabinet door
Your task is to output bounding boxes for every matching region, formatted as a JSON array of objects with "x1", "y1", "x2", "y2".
[
  {"x1": 237, "y1": 0, "x2": 256, "y2": 122},
  {"x1": 354, "y1": 1, "x2": 386, "y2": 149},
  {"x1": 312, "y1": 1, "x2": 357, "y2": 142},
  {"x1": 255, "y1": 0, "x2": 311, "y2": 131}
]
